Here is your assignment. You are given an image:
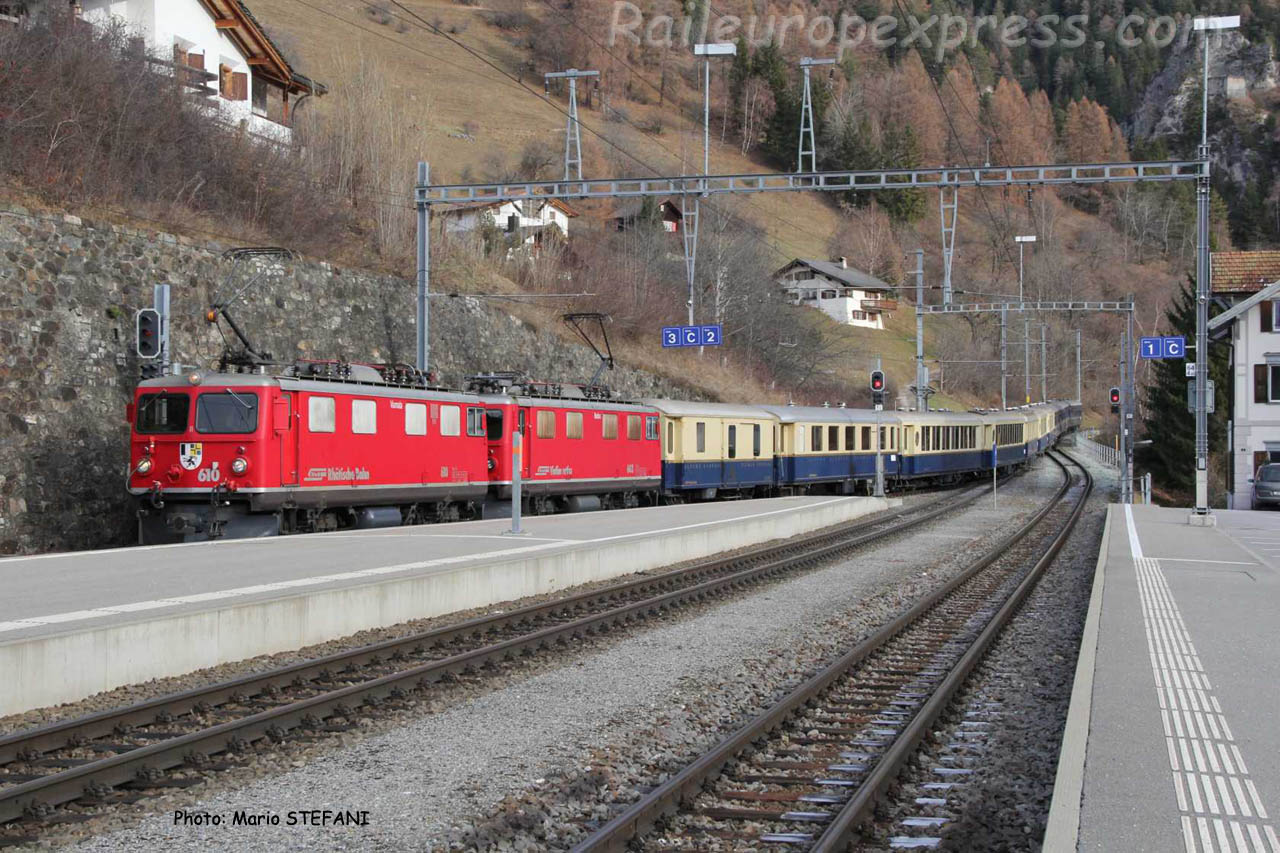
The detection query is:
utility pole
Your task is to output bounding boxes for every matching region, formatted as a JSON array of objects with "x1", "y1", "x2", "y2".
[
  {"x1": 797, "y1": 57, "x2": 834, "y2": 173},
  {"x1": 544, "y1": 69, "x2": 598, "y2": 181},
  {"x1": 1190, "y1": 15, "x2": 1238, "y2": 521},
  {"x1": 1000, "y1": 304, "x2": 1008, "y2": 409},
  {"x1": 1040, "y1": 323, "x2": 1048, "y2": 402},
  {"x1": 1024, "y1": 316, "x2": 1031, "y2": 405},
  {"x1": 416, "y1": 161, "x2": 430, "y2": 372},
  {"x1": 1119, "y1": 308, "x2": 1132, "y2": 504},
  {"x1": 913, "y1": 249, "x2": 927, "y2": 411},
  {"x1": 1075, "y1": 329, "x2": 1082, "y2": 403},
  {"x1": 940, "y1": 180, "x2": 958, "y2": 306}
]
